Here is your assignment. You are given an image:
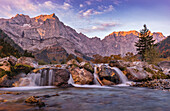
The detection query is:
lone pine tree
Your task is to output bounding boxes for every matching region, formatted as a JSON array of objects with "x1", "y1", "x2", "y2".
[{"x1": 135, "y1": 24, "x2": 156, "y2": 61}]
